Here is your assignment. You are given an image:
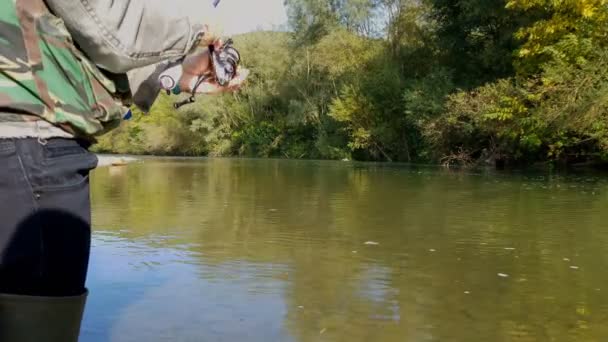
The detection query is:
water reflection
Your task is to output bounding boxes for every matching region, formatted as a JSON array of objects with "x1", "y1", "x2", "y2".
[
  {"x1": 83, "y1": 234, "x2": 290, "y2": 342},
  {"x1": 86, "y1": 159, "x2": 608, "y2": 341}
]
